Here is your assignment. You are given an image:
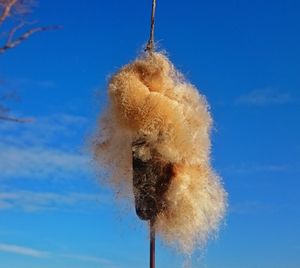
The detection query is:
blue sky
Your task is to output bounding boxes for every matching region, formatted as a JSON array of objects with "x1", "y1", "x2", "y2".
[{"x1": 0, "y1": 0, "x2": 299, "y2": 267}]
